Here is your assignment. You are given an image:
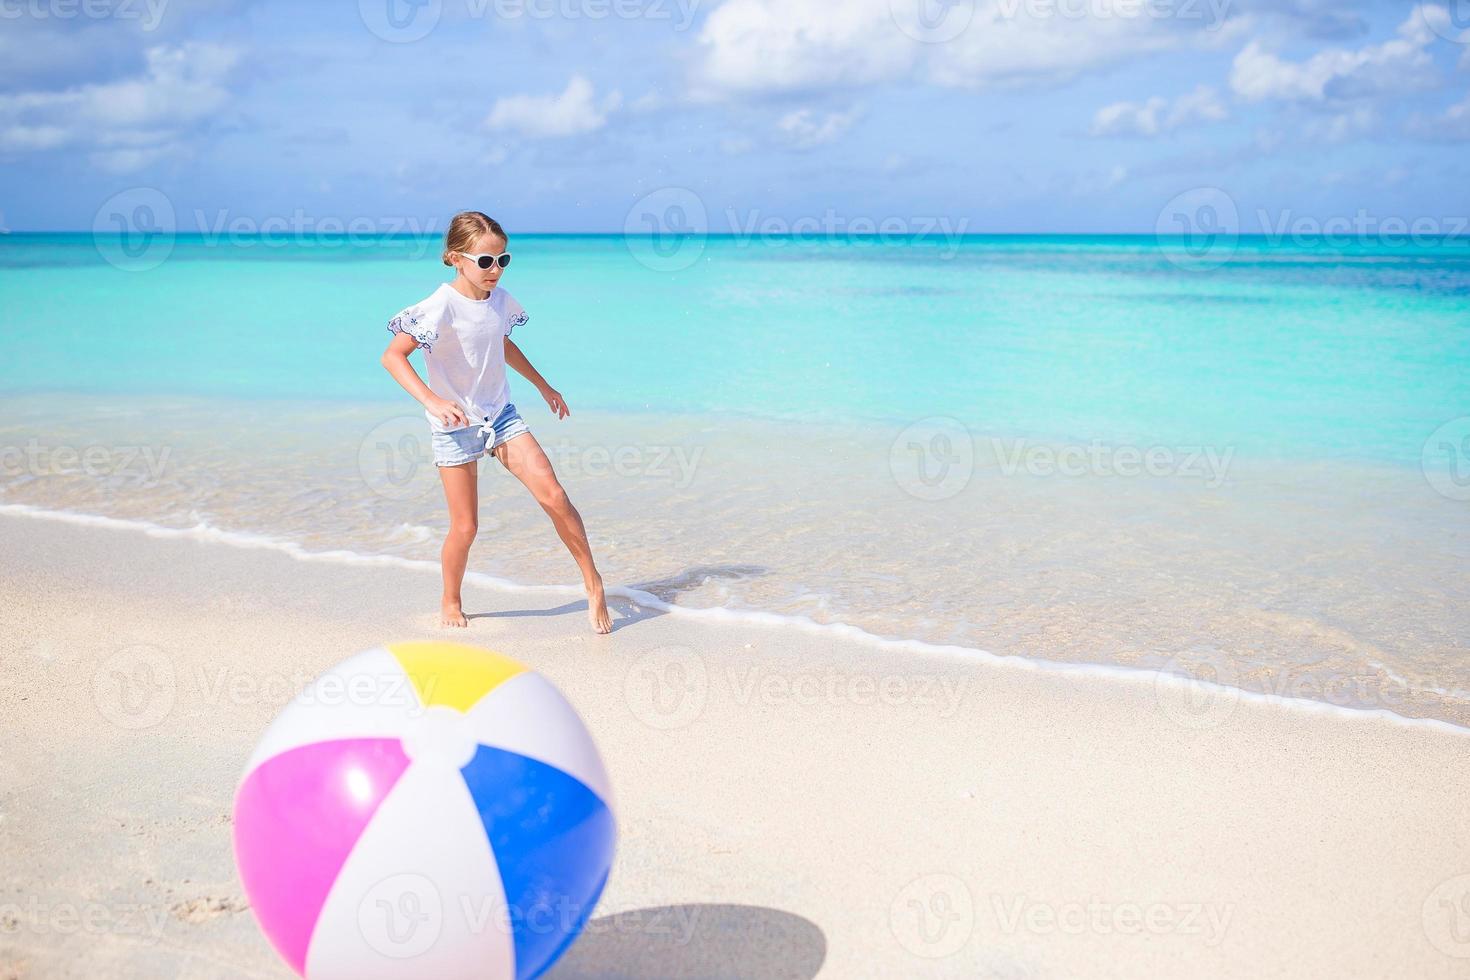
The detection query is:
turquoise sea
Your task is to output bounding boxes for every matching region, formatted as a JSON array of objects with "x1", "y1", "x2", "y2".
[
  {"x1": 2, "y1": 233, "x2": 1468, "y2": 725},
  {"x1": 3, "y1": 233, "x2": 1469, "y2": 464}
]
